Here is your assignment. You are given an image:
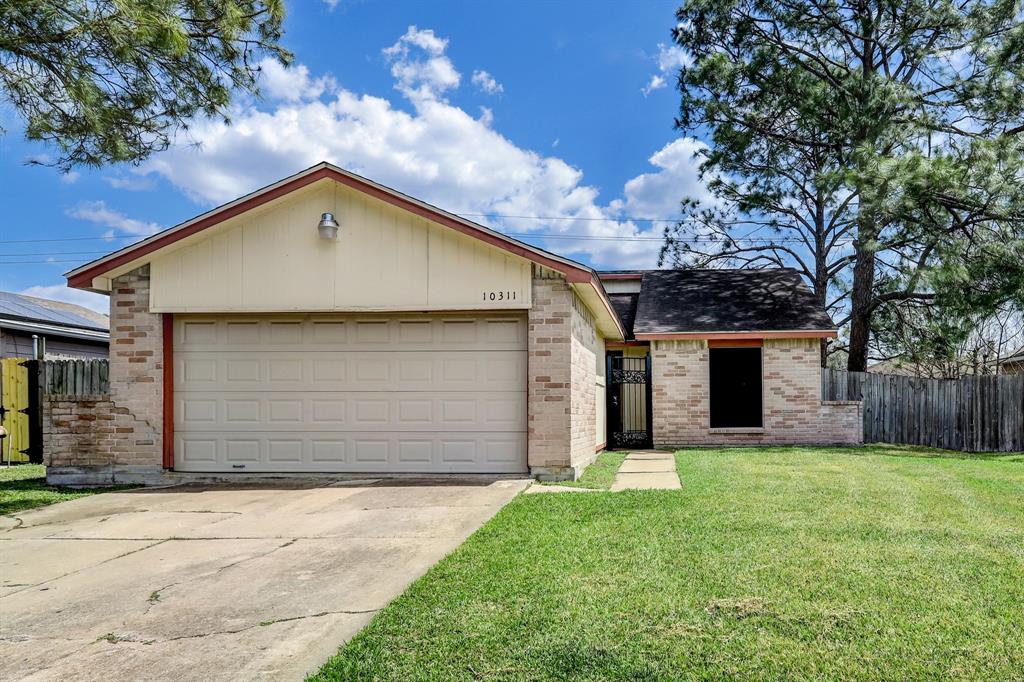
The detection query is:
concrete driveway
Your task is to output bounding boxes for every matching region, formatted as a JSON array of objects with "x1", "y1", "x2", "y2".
[{"x1": 0, "y1": 478, "x2": 528, "y2": 681}]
